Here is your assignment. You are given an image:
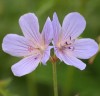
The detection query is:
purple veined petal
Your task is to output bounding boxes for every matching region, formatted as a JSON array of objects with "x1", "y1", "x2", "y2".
[
  {"x1": 2, "y1": 34, "x2": 33, "y2": 57},
  {"x1": 60, "y1": 53, "x2": 86, "y2": 70},
  {"x1": 42, "y1": 17, "x2": 53, "y2": 45},
  {"x1": 19, "y1": 13, "x2": 42, "y2": 44},
  {"x1": 54, "y1": 46, "x2": 63, "y2": 61},
  {"x1": 11, "y1": 55, "x2": 41, "y2": 77},
  {"x1": 41, "y1": 46, "x2": 53, "y2": 65},
  {"x1": 52, "y1": 12, "x2": 61, "y2": 44},
  {"x1": 73, "y1": 38, "x2": 99, "y2": 59},
  {"x1": 62, "y1": 12, "x2": 86, "y2": 41}
]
